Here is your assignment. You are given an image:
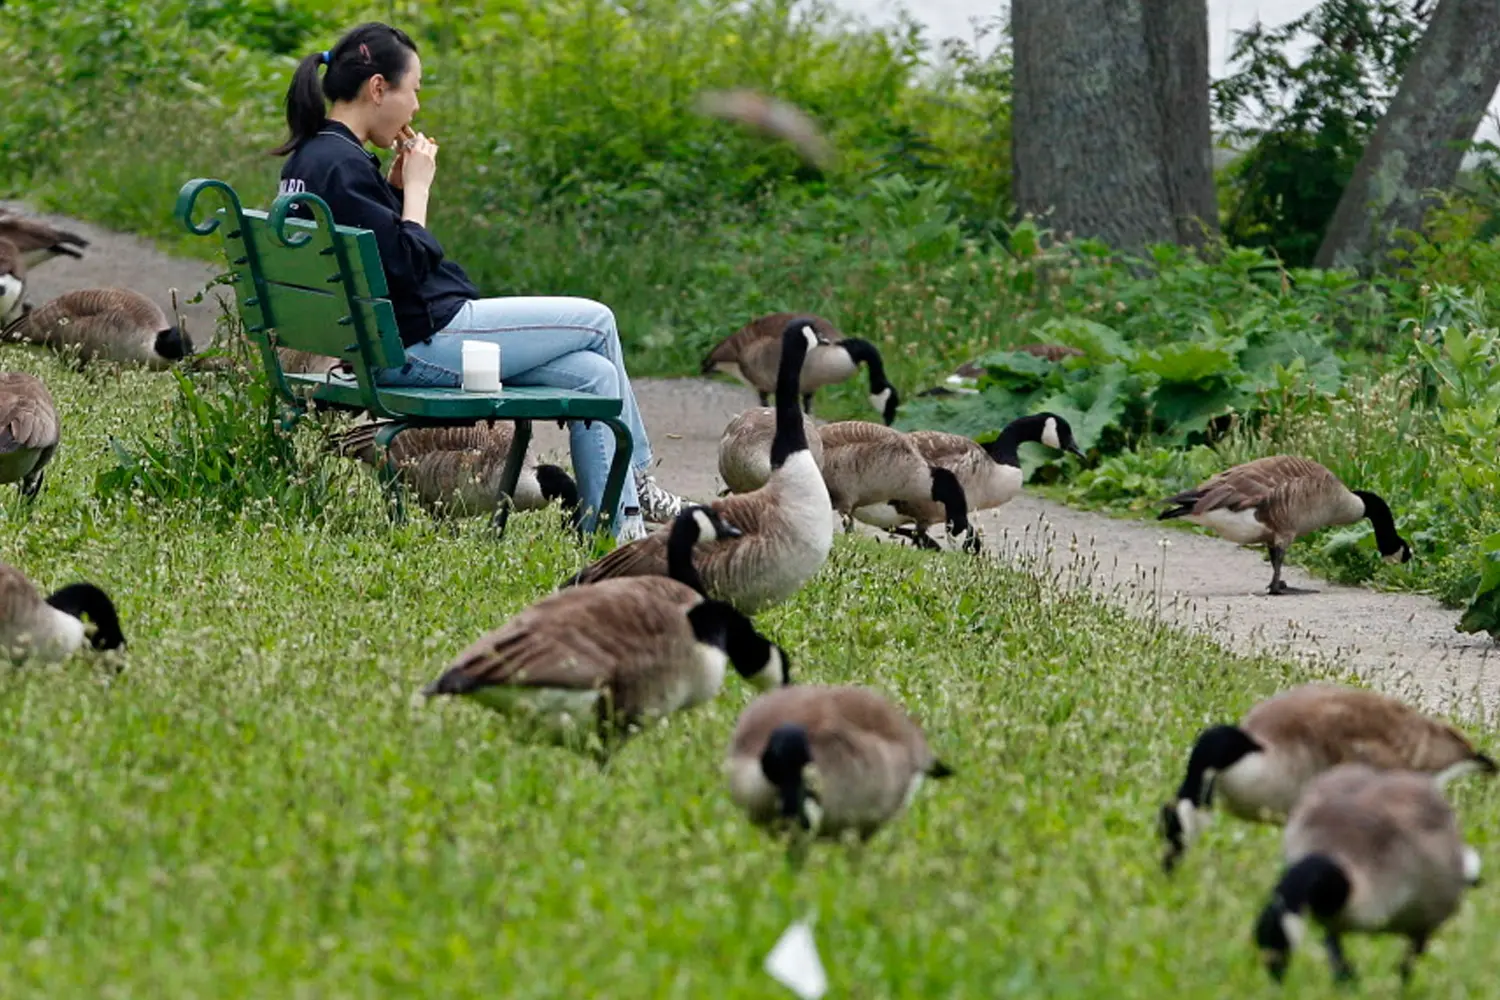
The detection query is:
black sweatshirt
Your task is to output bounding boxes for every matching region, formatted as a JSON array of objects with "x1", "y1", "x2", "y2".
[{"x1": 277, "y1": 120, "x2": 480, "y2": 347}]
